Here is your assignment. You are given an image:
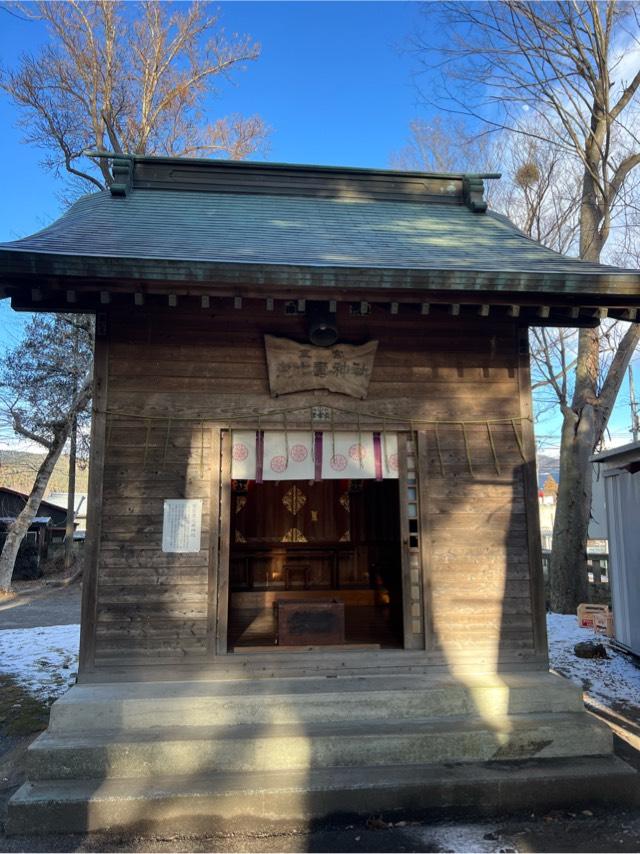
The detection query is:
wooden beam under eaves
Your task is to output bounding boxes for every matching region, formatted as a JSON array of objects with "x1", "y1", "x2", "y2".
[
  {"x1": 66, "y1": 290, "x2": 77, "y2": 304},
  {"x1": 537, "y1": 306, "x2": 550, "y2": 318},
  {"x1": 570, "y1": 307, "x2": 581, "y2": 319},
  {"x1": 507, "y1": 305, "x2": 520, "y2": 318},
  {"x1": 390, "y1": 302, "x2": 399, "y2": 315},
  {"x1": 329, "y1": 299, "x2": 337, "y2": 313},
  {"x1": 478, "y1": 304, "x2": 490, "y2": 317},
  {"x1": 168, "y1": 294, "x2": 177, "y2": 307},
  {"x1": 266, "y1": 297, "x2": 274, "y2": 311},
  {"x1": 234, "y1": 296, "x2": 242, "y2": 310},
  {"x1": 421, "y1": 302, "x2": 430, "y2": 315},
  {"x1": 201, "y1": 295, "x2": 210, "y2": 309},
  {"x1": 134, "y1": 292, "x2": 144, "y2": 306},
  {"x1": 100, "y1": 291, "x2": 111, "y2": 305},
  {"x1": 449, "y1": 304, "x2": 460, "y2": 316}
]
